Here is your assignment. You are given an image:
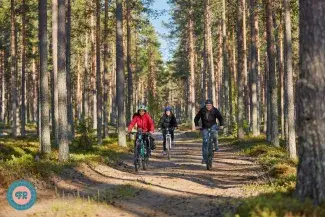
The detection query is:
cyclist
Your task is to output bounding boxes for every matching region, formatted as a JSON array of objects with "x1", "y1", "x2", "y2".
[
  {"x1": 194, "y1": 99, "x2": 224, "y2": 164},
  {"x1": 127, "y1": 105, "x2": 155, "y2": 154},
  {"x1": 158, "y1": 106, "x2": 178, "y2": 155}
]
